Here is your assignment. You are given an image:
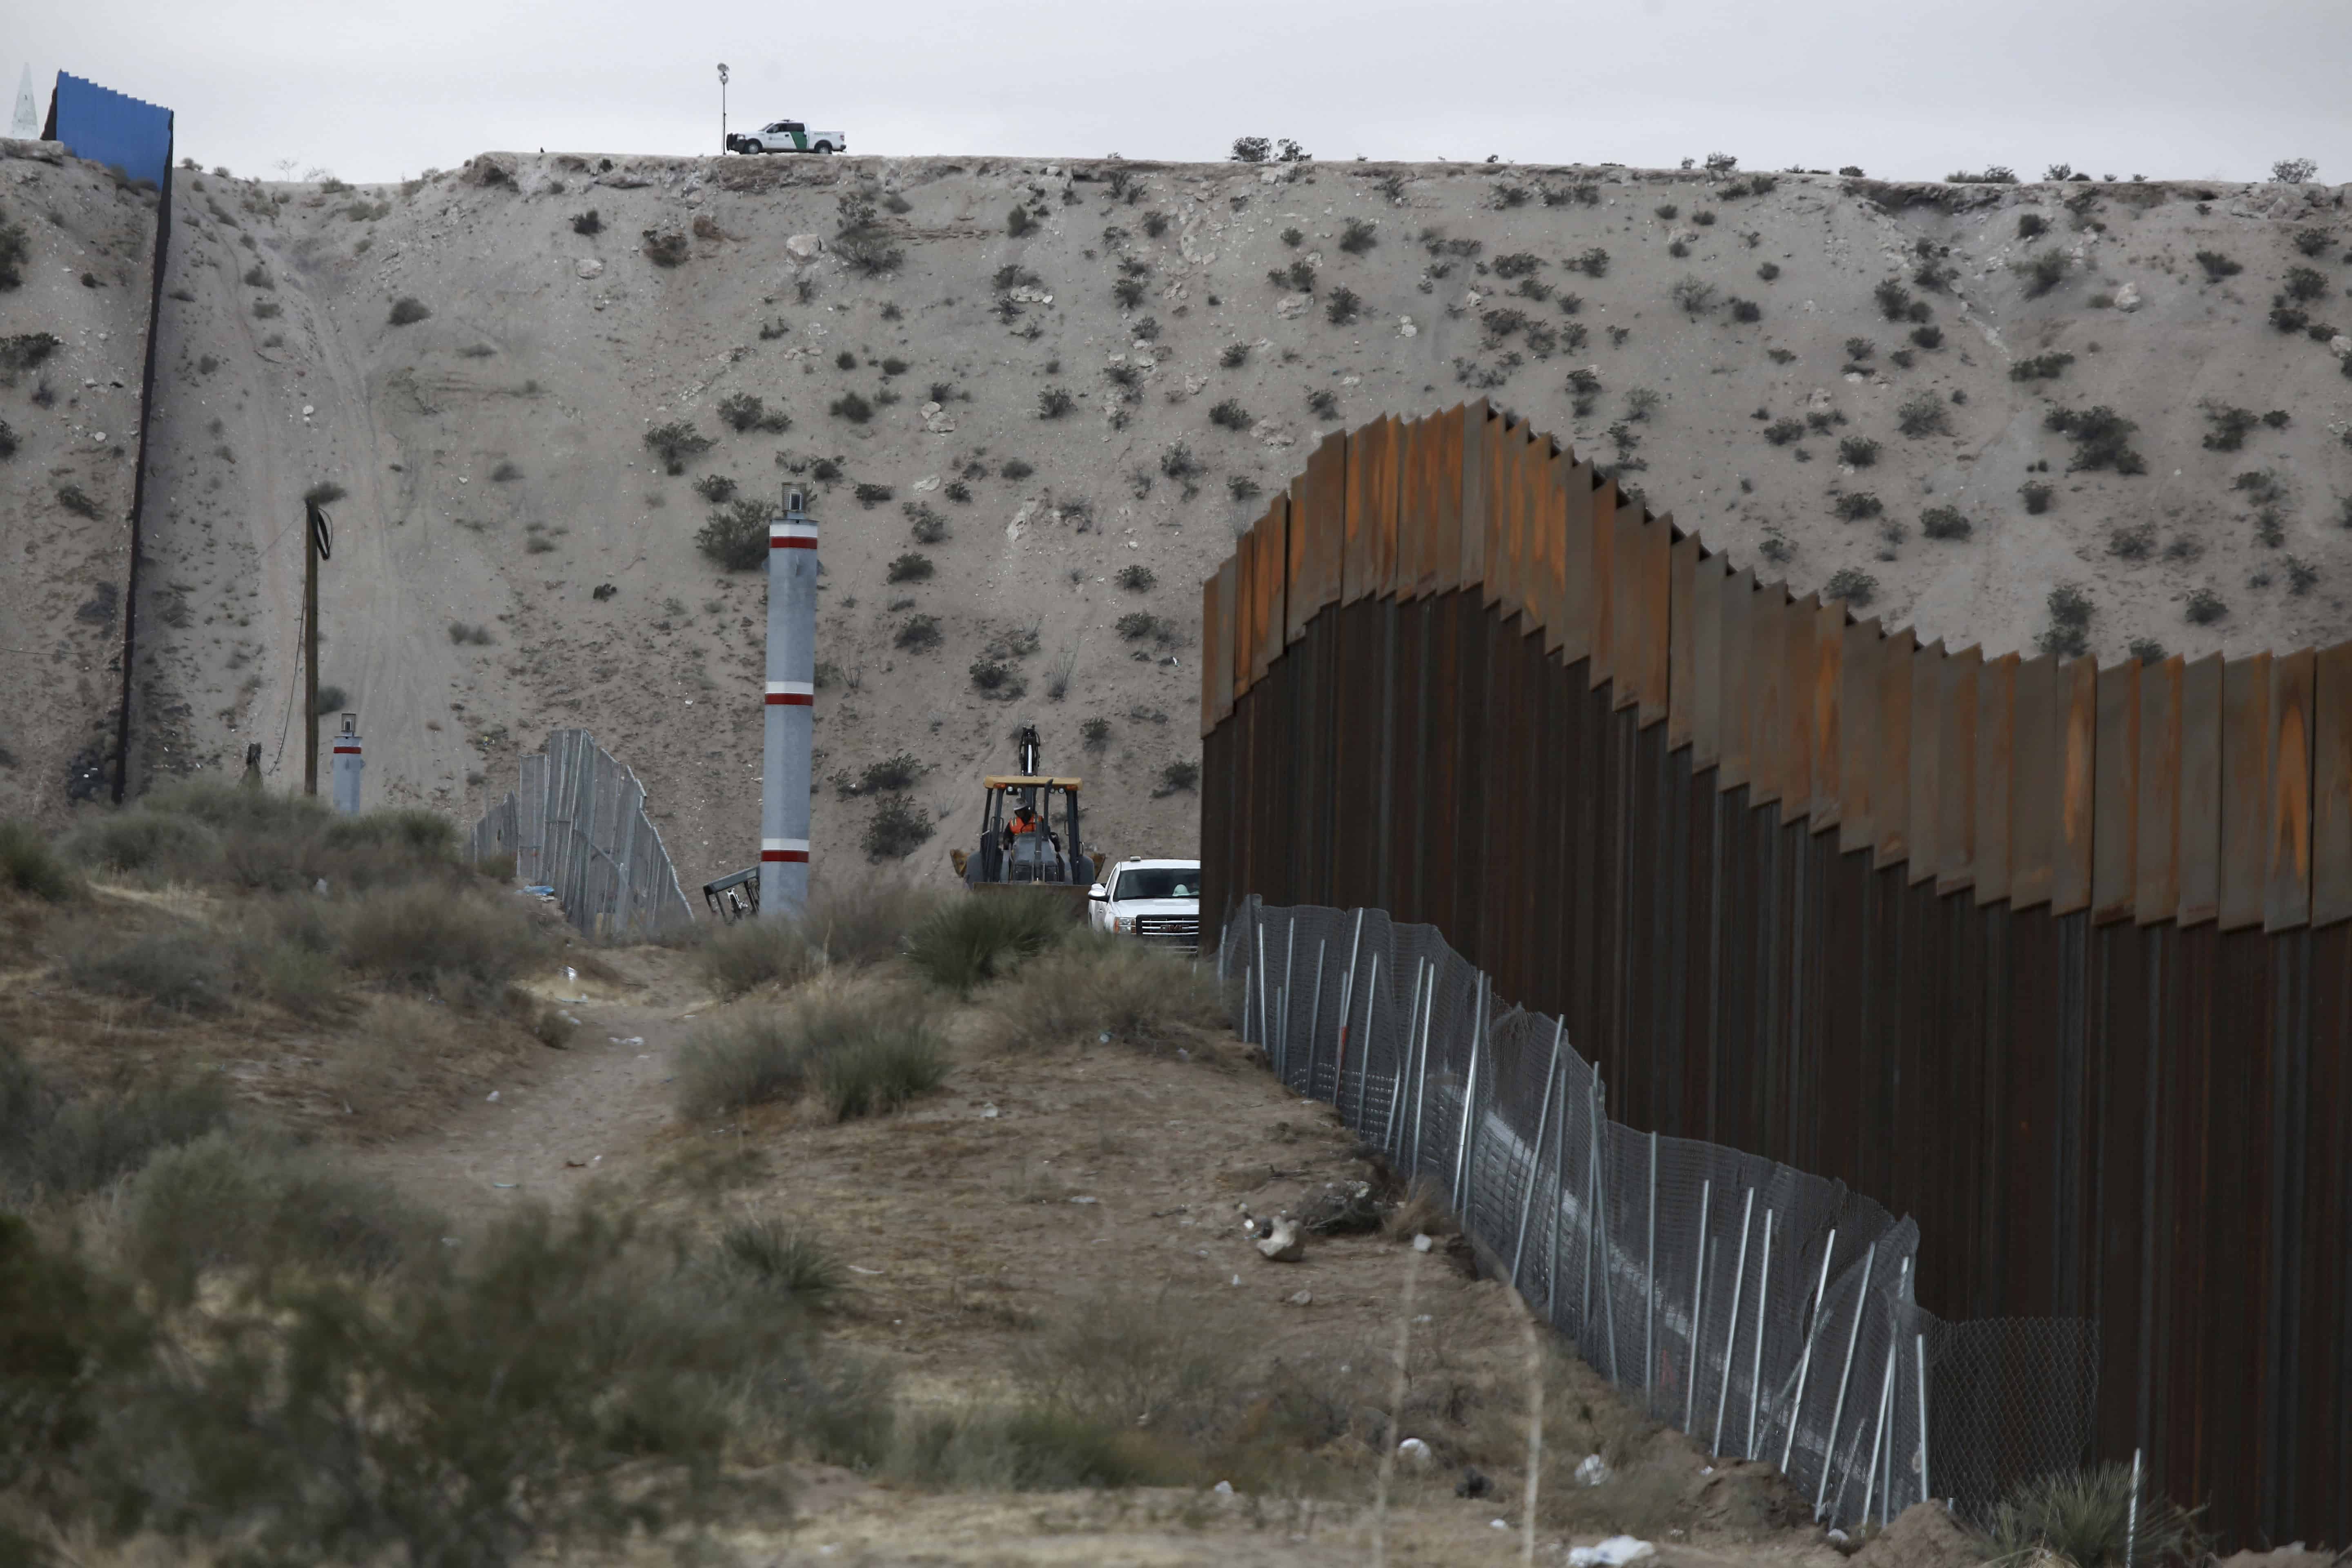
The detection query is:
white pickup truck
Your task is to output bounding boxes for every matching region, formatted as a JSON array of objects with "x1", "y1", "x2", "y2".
[
  {"x1": 728, "y1": 120, "x2": 845, "y2": 155},
  {"x1": 1088, "y1": 858, "x2": 1201, "y2": 953}
]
